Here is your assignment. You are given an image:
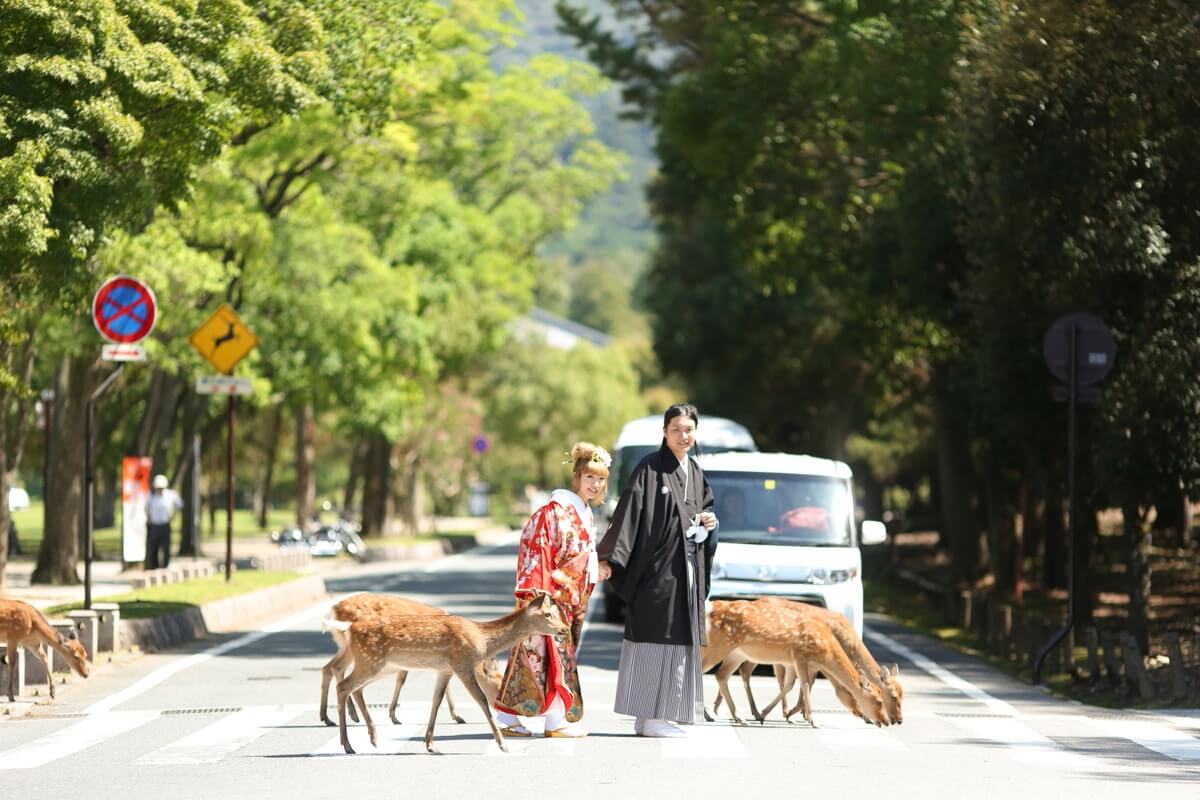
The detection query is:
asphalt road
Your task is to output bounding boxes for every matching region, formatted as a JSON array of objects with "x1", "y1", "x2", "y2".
[{"x1": 1, "y1": 538, "x2": 1198, "y2": 799}]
